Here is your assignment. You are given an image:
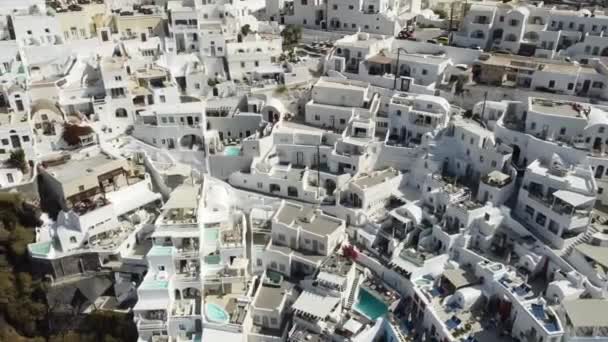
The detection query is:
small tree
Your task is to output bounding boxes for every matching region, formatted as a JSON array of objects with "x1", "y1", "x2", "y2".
[
  {"x1": 281, "y1": 24, "x2": 302, "y2": 50},
  {"x1": 433, "y1": 6, "x2": 448, "y2": 19},
  {"x1": 240, "y1": 24, "x2": 251, "y2": 37},
  {"x1": 8, "y1": 149, "x2": 27, "y2": 172},
  {"x1": 62, "y1": 123, "x2": 93, "y2": 146}
]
